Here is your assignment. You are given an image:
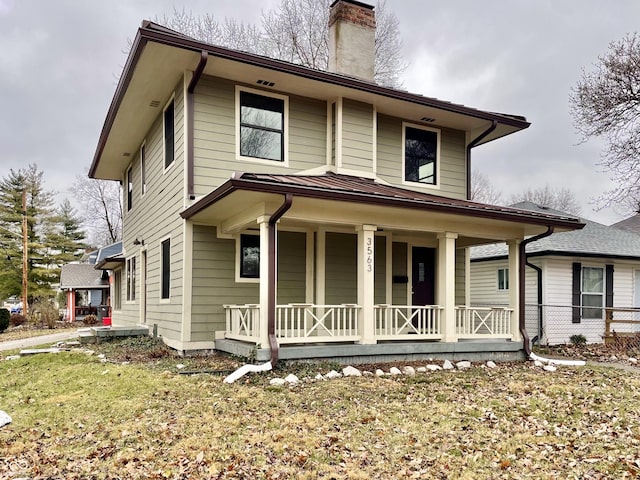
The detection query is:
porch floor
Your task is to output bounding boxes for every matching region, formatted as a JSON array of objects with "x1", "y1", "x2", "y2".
[{"x1": 215, "y1": 338, "x2": 525, "y2": 364}]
